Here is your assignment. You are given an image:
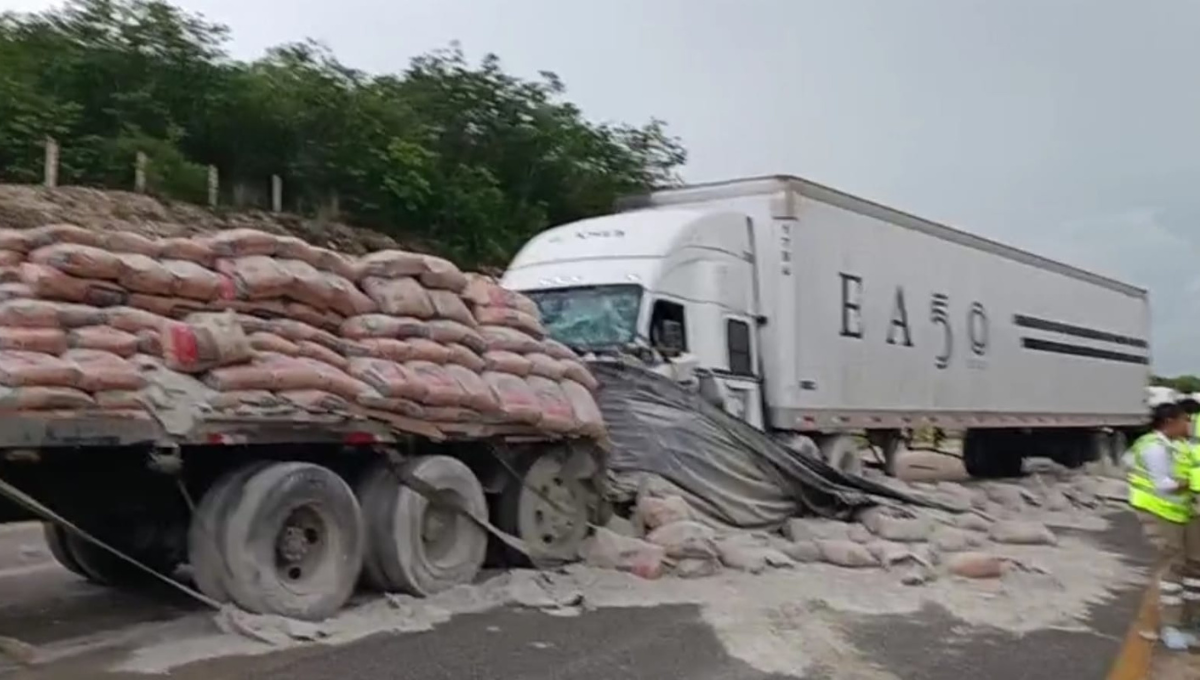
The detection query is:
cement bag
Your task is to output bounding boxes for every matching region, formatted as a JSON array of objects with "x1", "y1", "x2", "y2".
[
  {"x1": 94, "y1": 390, "x2": 144, "y2": 410},
  {"x1": 404, "y1": 361, "x2": 464, "y2": 407},
  {"x1": 208, "y1": 390, "x2": 284, "y2": 410},
  {"x1": 117, "y1": 254, "x2": 174, "y2": 294},
  {"x1": 29, "y1": 244, "x2": 121, "y2": 280},
  {"x1": 528, "y1": 353, "x2": 567, "y2": 380},
  {"x1": 361, "y1": 277, "x2": 434, "y2": 318},
  {"x1": 275, "y1": 237, "x2": 357, "y2": 280},
  {"x1": 646, "y1": 521, "x2": 718, "y2": 561},
  {"x1": 103, "y1": 231, "x2": 160, "y2": 257},
  {"x1": 204, "y1": 363, "x2": 274, "y2": 392},
  {"x1": 162, "y1": 260, "x2": 226, "y2": 301},
  {"x1": 482, "y1": 371, "x2": 542, "y2": 425},
  {"x1": 216, "y1": 256, "x2": 294, "y2": 300},
  {"x1": 930, "y1": 527, "x2": 985, "y2": 553},
  {"x1": 0, "y1": 251, "x2": 23, "y2": 267},
  {"x1": 268, "y1": 320, "x2": 341, "y2": 349},
  {"x1": 817, "y1": 540, "x2": 881, "y2": 568},
  {"x1": 280, "y1": 389, "x2": 351, "y2": 413},
  {"x1": 322, "y1": 272, "x2": 376, "y2": 317},
  {"x1": 249, "y1": 331, "x2": 299, "y2": 356},
  {"x1": 341, "y1": 314, "x2": 428, "y2": 340},
  {"x1": 526, "y1": 375, "x2": 577, "y2": 433},
  {"x1": 0, "y1": 328, "x2": 67, "y2": 354},
  {"x1": 278, "y1": 259, "x2": 333, "y2": 311},
  {"x1": 637, "y1": 494, "x2": 693, "y2": 530},
  {"x1": 474, "y1": 306, "x2": 544, "y2": 338},
  {"x1": 20, "y1": 263, "x2": 127, "y2": 307},
  {"x1": 106, "y1": 306, "x2": 169, "y2": 333},
  {"x1": 562, "y1": 360, "x2": 600, "y2": 391},
  {"x1": 205, "y1": 229, "x2": 280, "y2": 258},
  {"x1": 561, "y1": 379, "x2": 605, "y2": 438},
  {"x1": 484, "y1": 350, "x2": 532, "y2": 376},
  {"x1": 0, "y1": 351, "x2": 80, "y2": 387},
  {"x1": 480, "y1": 325, "x2": 541, "y2": 354},
  {"x1": 354, "y1": 250, "x2": 428, "y2": 280},
  {"x1": 128, "y1": 294, "x2": 207, "y2": 319},
  {"x1": 159, "y1": 237, "x2": 215, "y2": 266},
  {"x1": 462, "y1": 275, "x2": 540, "y2": 316},
  {"x1": 444, "y1": 363, "x2": 499, "y2": 413},
  {"x1": 359, "y1": 339, "x2": 413, "y2": 362},
  {"x1": 988, "y1": 521, "x2": 1057, "y2": 546},
  {"x1": 418, "y1": 255, "x2": 468, "y2": 292},
  {"x1": 66, "y1": 326, "x2": 137, "y2": 357},
  {"x1": 285, "y1": 302, "x2": 343, "y2": 331},
  {"x1": 408, "y1": 338, "x2": 453, "y2": 364},
  {"x1": 0, "y1": 300, "x2": 63, "y2": 328},
  {"x1": 356, "y1": 393, "x2": 426, "y2": 418},
  {"x1": 426, "y1": 319, "x2": 485, "y2": 350},
  {"x1": 946, "y1": 552, "x2": 1005, "y2": 579},
  {"x1": 541, "y1": 338, "x2": 579, "y2": 361},
  {"x1": 290, "y1": 358, "x2": 376, "y2": 402},
  {"x1": 24, "y1": 224, "x2": 103, "y2": 250},
  {"x1": 296, "y1": 340, "x2": 349, "y2": 370},
  {"x1": 135, "y1": 329, "x2": 162, "y2": 356},
  {"x1": 0, "y1": 385, "x2": 94, "y2": 411},
  {"x1": 348, "y1": 358, "x2": 429, "y2": 401},
  {"x1": 0, "y1": 230, "x2": 30, "y2": 253},
  {"x1": 418, "y1": 406, "x2": 478, "y2": 422},
  {"x1": 428, "y1": 290, "x2": 475, "y2": 326},
  {"x1": 0, "y1": 283, "x2": 31, "y2": 301},
  {"x1": 446, "y1": 343, "x2": 485, "y2": 372},
  {"x1": 63, "y1": 349, "x2": 145, "y2": 391},
  {"x1": 580, "y1": 527, "x2": 665, "y2": 580},
  {"x1": 334, "y1": 338, "x2": 372, "y2": 358},
  {"x1": 160, "y1": 312, "x2": 252, "y2": 374}
]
